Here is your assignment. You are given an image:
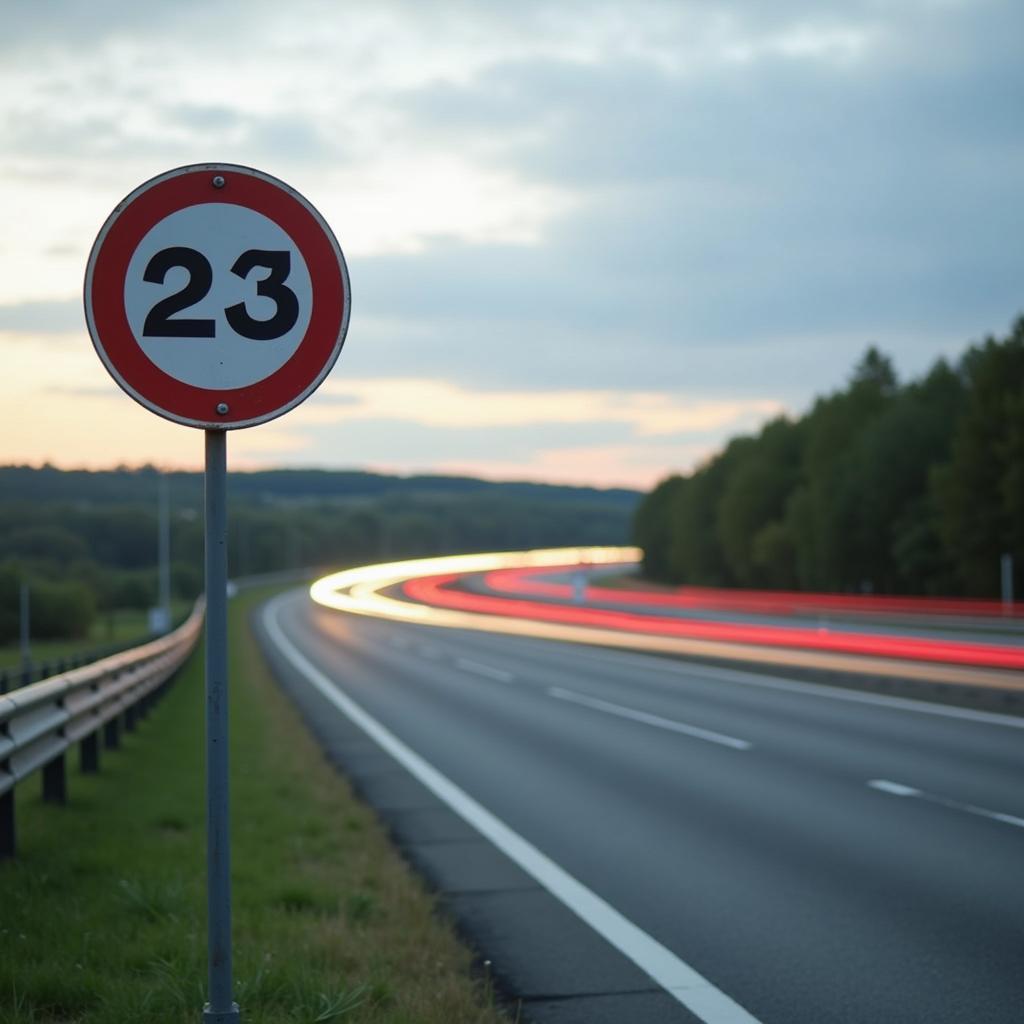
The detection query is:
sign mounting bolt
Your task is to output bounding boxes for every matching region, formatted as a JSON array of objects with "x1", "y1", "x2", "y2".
[
  {"x1": 212, "y1": 175, "x2": 226, "y2": 189},
  {"x1": 216, "y1": 402, "x2": 229, "y2": 415}
]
